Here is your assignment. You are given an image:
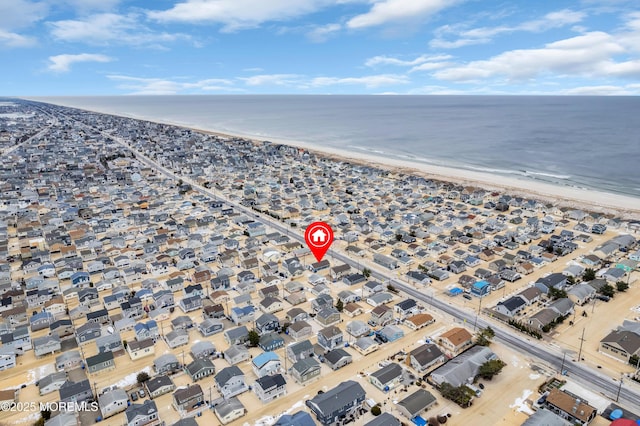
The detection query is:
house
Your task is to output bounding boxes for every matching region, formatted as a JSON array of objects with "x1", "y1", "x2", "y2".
[
  {"x1": 86, "y1": 351, "x2": 115, "y2": 374},
  {"x1": 287, "y1": 339, "x2": 314, "y2": 362},
  {"x1": 518, "y1": 286, "x2": 543, "y2": 305},
  {"x1": 185, "y1": 358, "x2": 216, "y2": 381},
  {"x1": 369, "y1": 304, "x2": 393, "y2": 327},
  {"x1": 407, "y1": 343, "x2": 445, "y2": 373},
  {"x1": 378, "y1": 324, "x2": 405, "y2": 342},
  {"x1": 165, "y1": 329, "x2": 189, "y2": 349},
  {"x1": 549, "y1": 298, "x2": 574, "y2": 317},
  {"x1": 56, "y1": 350, "x2": 82, "y2": 371},
  {"x1": 366, "y1": 292, "x2": 393, "y2": 307},
  {"x1": 567, "y1": 284, "x2": 596, "y2": 306},
  {"x1": 214, "y1": 397, "x2": 246, "y2": 425},
  {"x1": 521, "y1": 409, "x2": 572, "y2": 426},
  {"x1": 252, "y1": 352, "x2": 281, "y2": 377},
  {"x1": 96, "y1": 333, "x2": 123, "y2": 354},
  {"x1": 394, "y1": 299, "x2": 419, "y2": 319},
  {"x1": 86, "y1": 308, "x2": 110, "y2": 325},
  {"x1": 542, "y1": 388, "x2": 597, "y2": 425},
  {"x1": 369, "y1": 362, "x2": 404, "y2": 391},
  {"x1": 311, "y1": 294, "x2": 334, "y2": 312},
  {"x1": 471, "y1": 280, "x2": 492, "y2": 297},
  {"x1": 190, "y1": 340, "x2": 216, "y2": 360},
  {"x1": 34, "y1": 334, "x2": 62, "y2": 357},
  {"x1": 254, "y1": 373, "x2": 287, "y2": 403},
  {"x1": 438, "y1": 327, "x2": 473, "y2": 355},
  {"x1": 535, "y1": 273, "x2": 568, "y2": 294},
  {"x1": 396, "y1": 389, "x2": 437, "y2": 420},
  {"x1": 172, "y1": 384, "x2": 203, "y2": 412},
  {"x1": 274, "y1": 411, "x2": 316, "y2": 426},
  {"x1": 98, "y1": 389, "x2": 129, "y2": 419},
  {"x1": 353, "y1": 336, "x2": 379, "y2": 356},
  {"x1": 124, "y1": 400, "x2": 160, "y2": 426},
  {"x1": 316, "y1": 307, "x2": 341, "y2": 327},
  {"x1": 59, "y1": 379, "x2": 93, "y2": 404},
  {"x1": 179, "y1": 295, "x2": 202, "y2": 313},
  {"x1": 346, "y1": 320, "x2": 371, "y2": 338},
  {"x1": 127, "y1": 338, "x2": 155, "y2": 360},
  {"x1": 38, "y1": 371, "x2": 67, "y2": 395},
  {"x1": 363, "y1": 281, "x2": 384, "y2": 296},
  {"x1": 529, "y1": 308, "x2": 563, "y2": 330},
  {"x1": 290, "y1": 357, "x2": 321, "y2": 384},
  {"x1": 230, "y1": 306, "x2": 255, "y2": 325},
  {"x1": 44, "y1": 412, "x2": 78, "y2": 426},
  {"x1": 343, "y1": 302, "x2": 364, "y2": 318},
  {"x1": 171, "y1": 316, "x2": 194, "y2": 330},
  {"x1": 154, "y1": 353, "x2": 180, "y2": 375},
  {"x1": 255, "y1": 313, "x2": 280, "y2": 335},
  {"x1": 30, "y1": 311, "x2": 54, "y2": 332},
  {"x1": 215, "y1": 366, "x2": 248, "y2": 398},
  {"x1": 317, "y1": 325, "x2": 343, "y2": 351},
  {"x1": 286, "y1": 308, "x2": 309, "y2": 323},
  {"x1": 259, "y1": 332, "x2": 285, "y2": 351},
  {"x1": 222, "y1": 344, "x2": 249, "y2": 366},
  {"x1": 324, "y1": 348, "x2": 352, "y2": 371},
  {"x1": 404, "y1": 313, "x2": 435, "y2": 331},
  {"x1": 494, "y1": 296, "x2": 527, "y2": 317},
  {"x1": 288, "y1": 321, "x2": 313, "y2": 340},
  {"x1": 430, "y1": 345, "x2": 498, "y2": 387},
  {"x1": 197, "y1": 319, "x2": 224, "y2": 337},
  {"x1": 306, "y1": 380, "x2": 366, "y2": 426},
  {"x1": 135, "y1": 320, "x2": 160, "y2": 342},
  {"x1": 364, "y1": 413, "x2": 402, "y2": 426},
  {"x1": 145, "y1": 375, "x2": 175, "y2": 399},
  {"x1": 599, "y1": 328, "x2": 640, "y2": 362},
  {"x1": 224, "y1": 326, "x2": 249, "y2": 345},
  {"x1": 76, "y1": 321, "x2": 102, "y2": 345}
]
